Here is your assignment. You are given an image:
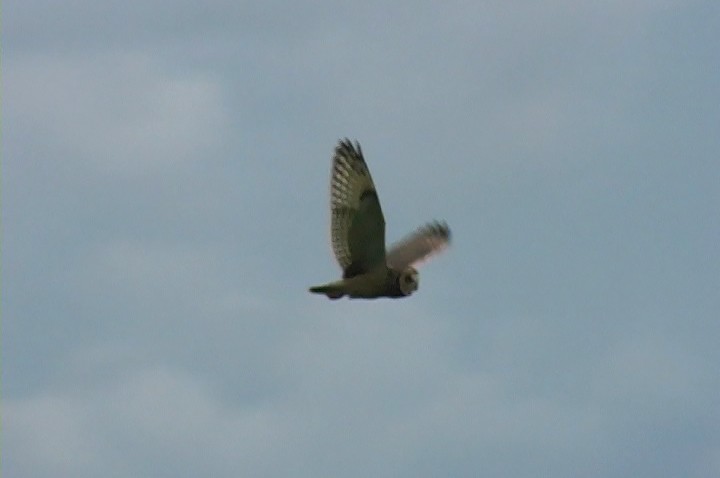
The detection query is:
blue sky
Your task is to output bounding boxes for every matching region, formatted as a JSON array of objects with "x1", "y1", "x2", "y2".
[{"x1": 4, "y1": 1, "x2": 720, "y2": 477}]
